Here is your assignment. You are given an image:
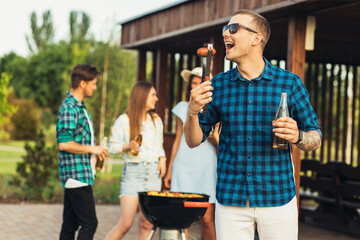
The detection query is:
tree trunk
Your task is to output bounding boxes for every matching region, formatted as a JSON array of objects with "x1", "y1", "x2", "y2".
[{"x1": 99, "y1": 43, "x2": 110, "y2": 173}]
